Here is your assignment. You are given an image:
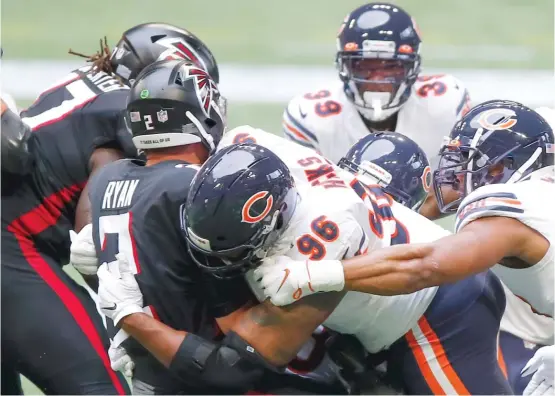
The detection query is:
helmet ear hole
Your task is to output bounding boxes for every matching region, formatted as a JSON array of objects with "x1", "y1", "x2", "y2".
[
  {"x1": 150, "y1": 34, "x2": 166, "y2": 43},
  {"x1": 205, "y1": 118, "x2": 217, "y2": 128},
  {"x1": 275, "y1": 212, "x2": 285, "y2": 231}
]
